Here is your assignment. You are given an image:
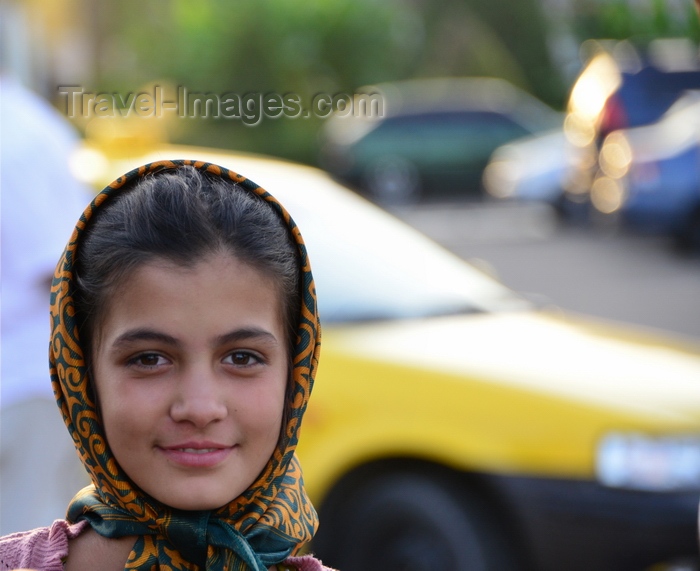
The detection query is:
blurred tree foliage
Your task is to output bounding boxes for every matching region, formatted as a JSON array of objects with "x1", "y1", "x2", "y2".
[
  {"x1": 92, "y1": 0, "x2": 563, "y2": 164},
  {"x1": 572, "y1": 0, "x2": 700, "y2": 45},
  {"x1": 89, "y1": 0, "x2": 697, "y2": 164}
]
